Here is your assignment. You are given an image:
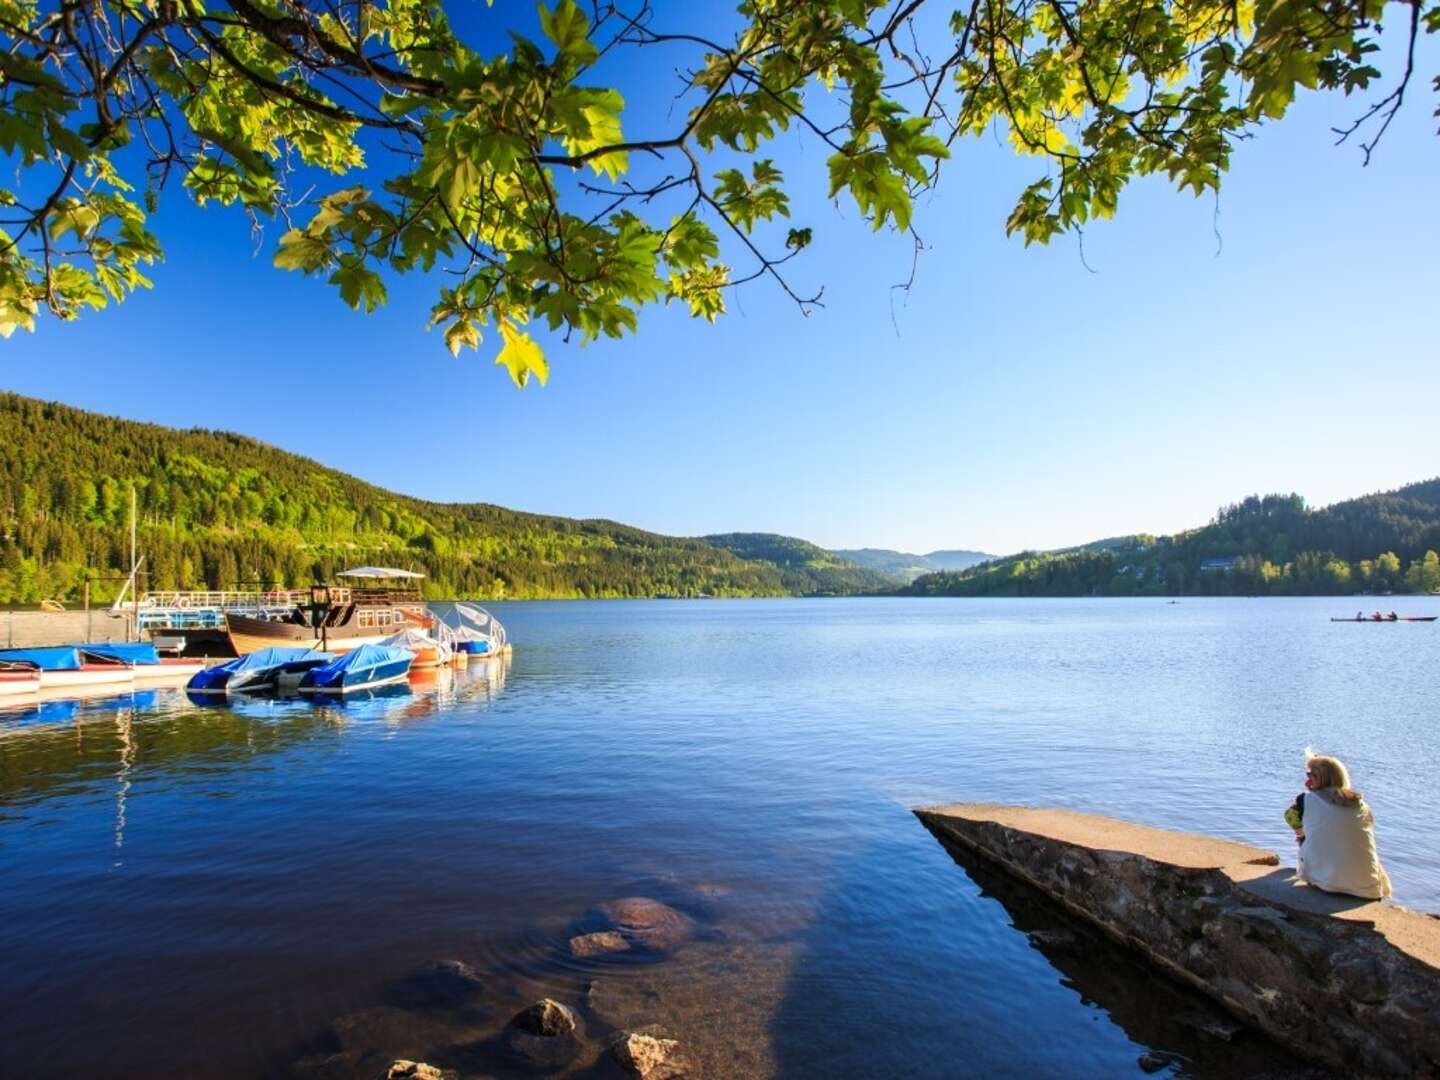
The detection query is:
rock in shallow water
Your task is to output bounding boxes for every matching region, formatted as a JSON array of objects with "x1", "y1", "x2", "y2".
[
  {"x1": 503, "y1": 998, "x2": 585, "y2": 1068},
  {"x1": 608, "y1": 1027, "x2": 691, "y2": 1079},
  {"x1": 387, "y1": 1061, "x2": 455, "y2": 1080},
  {"x1": 571, "y1": 931, "x2": 631, "y2": 958},
  {"x1": 592, "y1": 898, "x2": 694, "y2": 953}
]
